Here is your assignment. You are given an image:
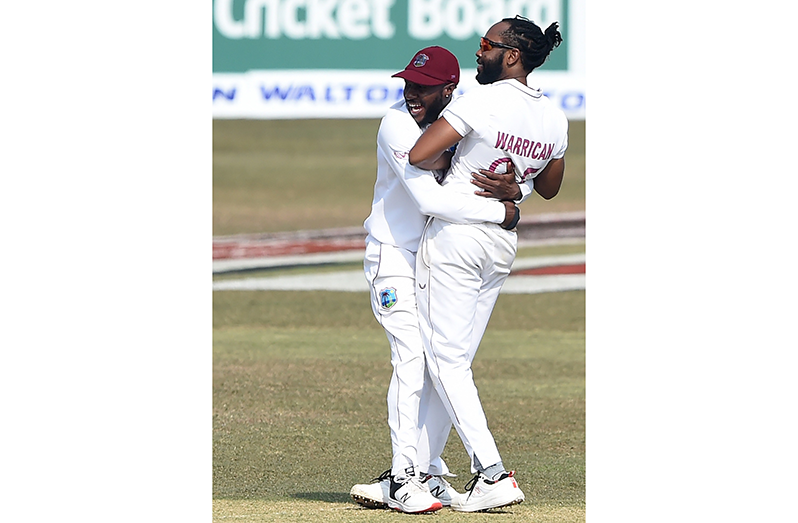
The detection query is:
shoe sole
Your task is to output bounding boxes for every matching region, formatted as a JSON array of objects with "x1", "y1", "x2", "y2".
[
  {"x1": 350, "y1": 493, "x2": 388, "y2": 510},
  {"x1": 350, "y1": 494, "x2": 388, "y2": 509},
  {"x1": 387, "y1": 501, "x2": 443, "y2": 514},
  {"x1": 453, "y1": 496, "x2": 525, "y2": 513}
]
